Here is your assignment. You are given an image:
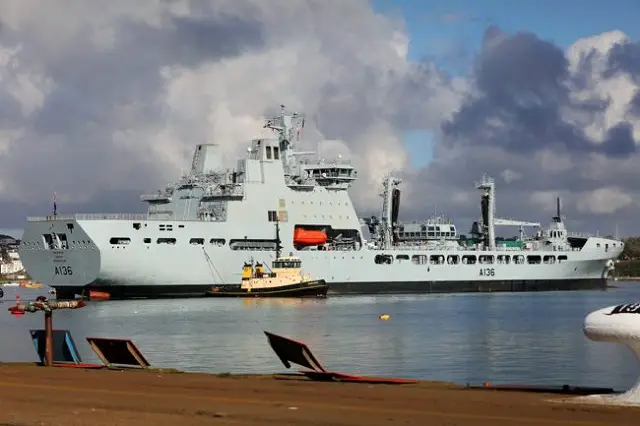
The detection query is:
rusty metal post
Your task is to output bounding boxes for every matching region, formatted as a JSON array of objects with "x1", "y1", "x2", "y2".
[
  {"x1": 44, "y1": 310, "x2": 53, "y2": 367},
  {"x1": 7, "y1": 299, "x2": 85, "y2": 367}
]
